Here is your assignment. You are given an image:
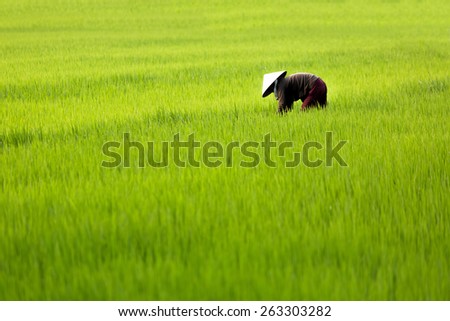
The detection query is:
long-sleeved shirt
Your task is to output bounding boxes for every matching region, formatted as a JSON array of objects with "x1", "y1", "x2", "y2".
[{"x1": 276, "y1": 73, "x2": 319, "y2": 112}]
